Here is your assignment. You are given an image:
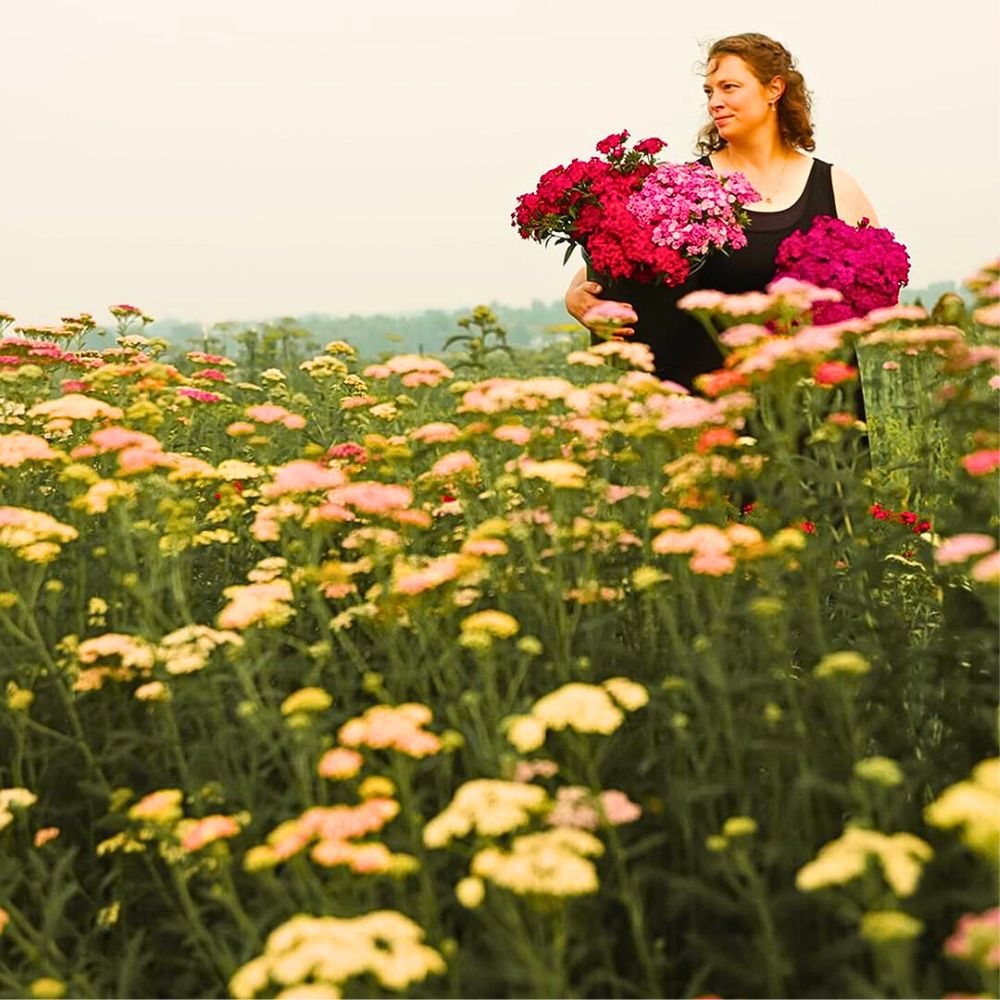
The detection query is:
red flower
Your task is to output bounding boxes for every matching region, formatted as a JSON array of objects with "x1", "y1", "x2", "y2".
[
  {"x1": 695, "y1": 427, "x2": 738, "y2": 454},
  {"x1": 634, "y1": 137, "x2": 666, "y2": 156},
  {"x1": 870, "y1": 503, "x2": 891, "y2": 521},
  {"x1": 799, "y1": 520, "x2": 816, "y2": 534},
  {"x1": 814, "y1": 361, "x2": 858, "y2": 387},
  {"x1": 596, "y1": 131, "x2": 629, "y2": 154}
]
